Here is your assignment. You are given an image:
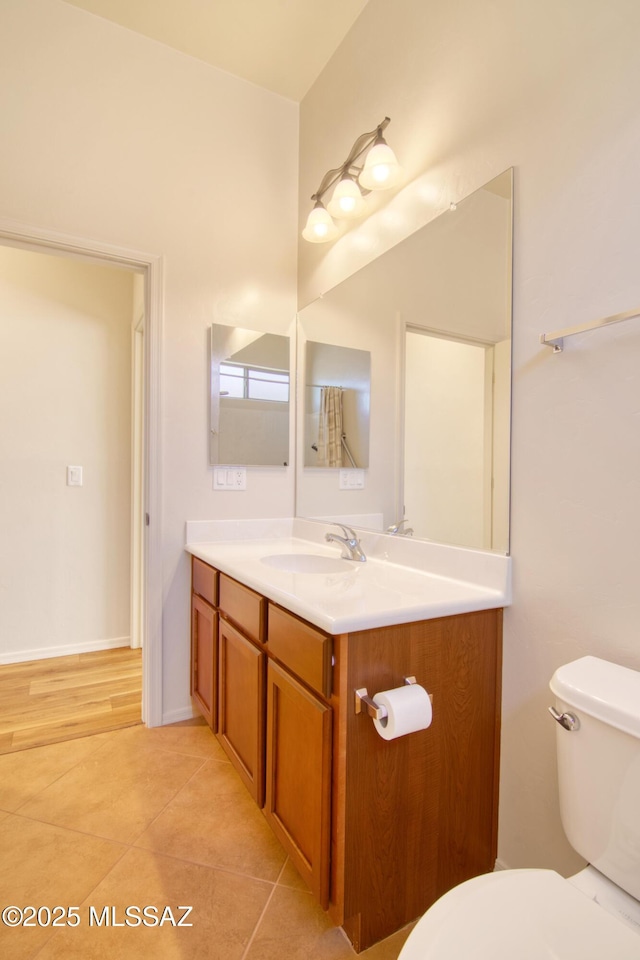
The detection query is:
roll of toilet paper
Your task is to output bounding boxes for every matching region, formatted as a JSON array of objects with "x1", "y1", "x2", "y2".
[{"x1": 372, "y1": 683, "x2": 433, "y2": 741}]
